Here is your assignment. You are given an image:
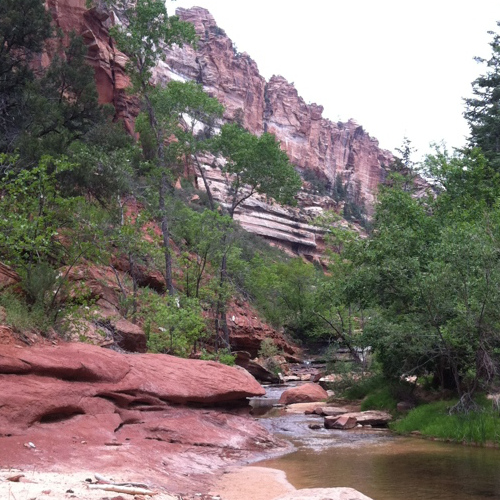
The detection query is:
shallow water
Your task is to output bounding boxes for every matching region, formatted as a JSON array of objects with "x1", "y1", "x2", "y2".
[{"x1": 253, "y1": 386, "x2": 500, "y2": 500}]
